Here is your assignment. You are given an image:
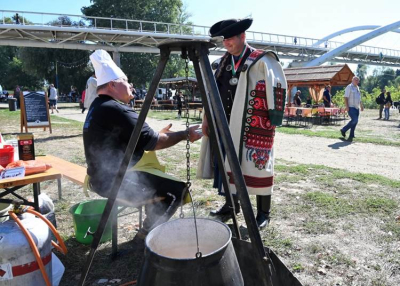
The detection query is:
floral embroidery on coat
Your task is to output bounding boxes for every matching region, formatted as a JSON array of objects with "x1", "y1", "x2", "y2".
[{"x1": 243, "y1": 80, "x2": 275, "y2": 170}]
